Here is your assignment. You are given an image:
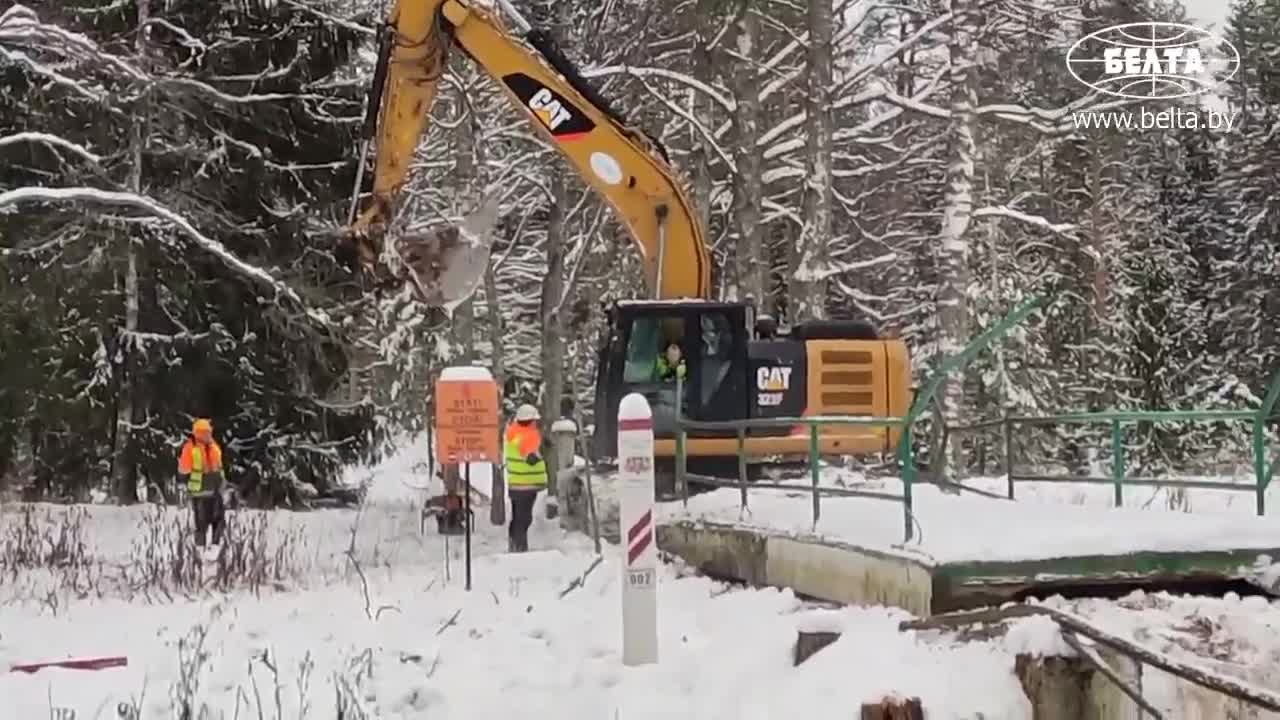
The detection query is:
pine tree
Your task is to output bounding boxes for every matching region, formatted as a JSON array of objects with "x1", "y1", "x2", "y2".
[{"x1": 0, "y1": 0, "x2": 373, "y2": 503}]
